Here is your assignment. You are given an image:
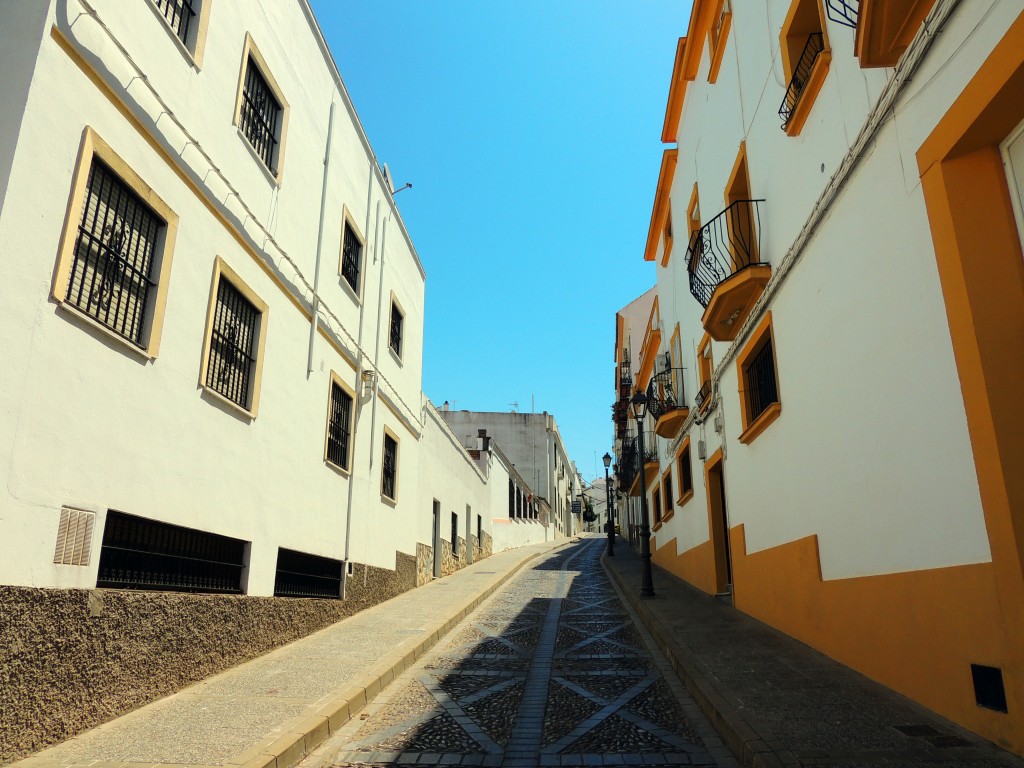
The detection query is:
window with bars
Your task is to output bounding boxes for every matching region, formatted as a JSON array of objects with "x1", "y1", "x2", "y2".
[
  {"x1": 679, "y1": 442, "x2": 693, "y2": 496},
  {"x1": 477, "y1": 514, "x2": 482, "y2": 543},
  {"x1": 206, "y1": 277, "x2": 259, "y2": 409},
  {"x1": 239, "y1": 57, "x2": 281, "y2": 173},
  {"x1": 66, "y1": 158, "x2": 164, "y2": 347},
  {"x1": 341, "y1": 221, "x2": 362, "y2": 294},
  {"x1": 389, "y1": 301, "x2": 404, "y2": 358},
  {"x1": 451, "y1": 511, "x2": 459, "y2": 554},
  {"x1": 653, "y1": 487, "x2": 662, "y2": 525},
  {"x1": 151, "y1": 0, "x2": 196, "y2": 46},
  {"x1": 273, "y1": 548, "x2": 342, "y2": 599},
  {"x1": 744, "y1": 336, "x2": 779, "y2": 423},
  {"x1": 382, "y1": 432, "x2": 398, "y2": 500},
  {"x1": 326, "y1": 381, "x2": 353, "y2": 470},
  {"x1": 663, "y1": 473, "x2": 674, "y2": 519},
  {"x1": 508, "y1": 479, "x2": 514, "y2": 516}
]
